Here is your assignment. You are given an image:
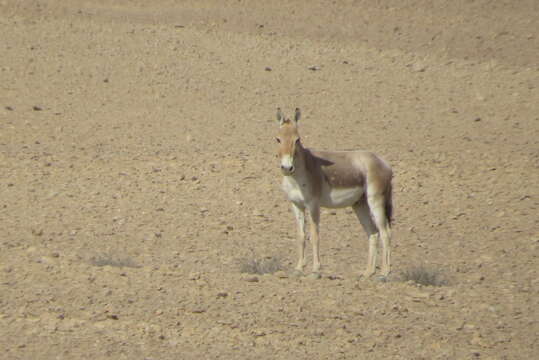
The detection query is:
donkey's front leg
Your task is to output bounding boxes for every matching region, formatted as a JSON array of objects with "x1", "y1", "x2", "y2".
[
  {"x1": 308, "y1": 203, "x2": 321, "y2": 276},
  {"x1": 291, "y1": 203, "x2": 306, "y2": 273}
]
